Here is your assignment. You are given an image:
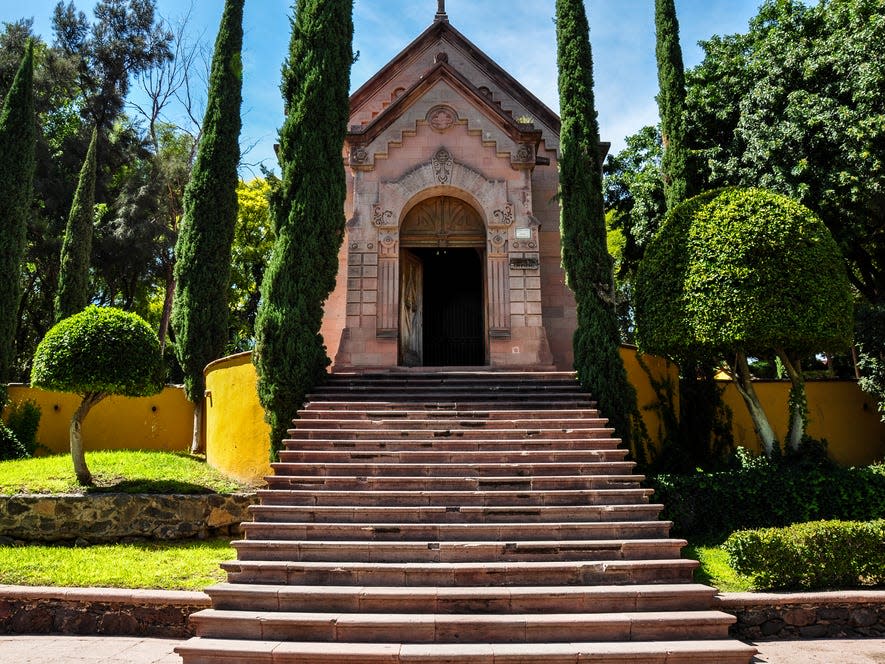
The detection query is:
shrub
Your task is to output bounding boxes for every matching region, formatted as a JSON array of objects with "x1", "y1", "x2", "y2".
[
  {"x1": 724, "y1": 520, "x2": 885, "y2": 590},
  {"x1": 650, "y1": 451, "x2": 885, "y2": 540},
  {"x1": 0, "y1": 422, "x2": 27, "y2": 461},
  {"x1": 3, "y1": 399, "x2": 41, "y2": 456}
]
